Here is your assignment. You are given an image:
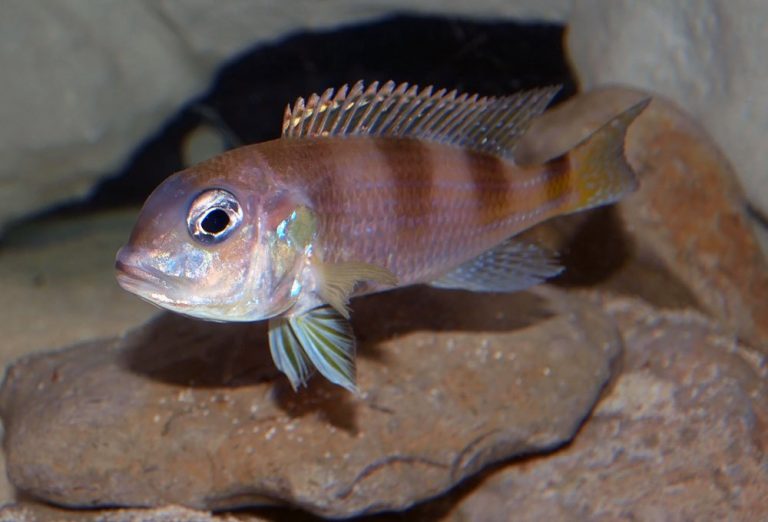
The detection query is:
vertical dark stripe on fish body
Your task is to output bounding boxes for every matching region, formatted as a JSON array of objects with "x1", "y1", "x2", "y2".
[
  {"x1": 543, "y1": 154, "x2": 573, "y2": 207},
  {"x1": 312, "y1": 141, "x2": 345, "y2": 216},
  {"x1": 374, "y1": 138, "x2": 436, "y2": 239},
  {"x1": 281, "y1": 139, "x2": 346, "y2": 217},
  {"x1": 464, "y1": 149, "x2": 511, "y2": 226},
  {"x1": 256, "y1": 136, "x2": 584, "y2": 284}
]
